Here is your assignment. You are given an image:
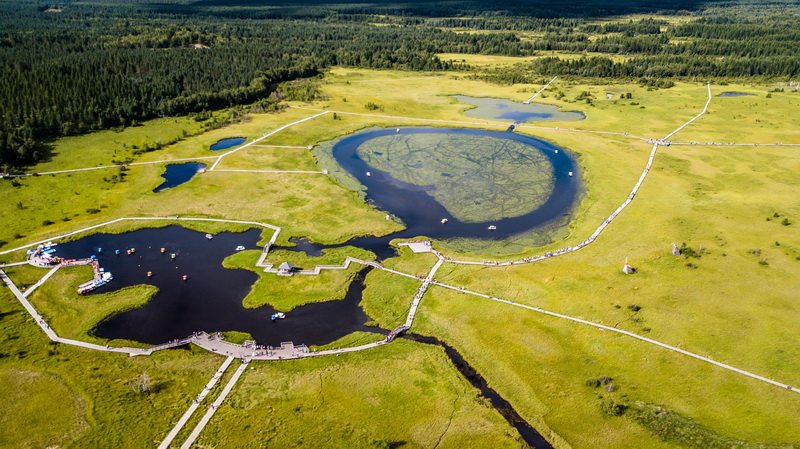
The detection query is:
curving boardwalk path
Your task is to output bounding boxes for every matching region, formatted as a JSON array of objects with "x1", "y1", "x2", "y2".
[
  {"x1": 441, "y1": 83, "x2": 712, "y2": 267},
  {"x1": 2, "y1": 82, "x2": 799, "y2": 449}
]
